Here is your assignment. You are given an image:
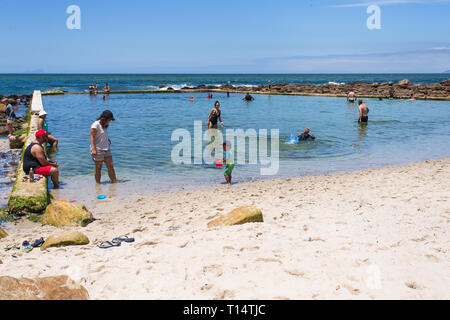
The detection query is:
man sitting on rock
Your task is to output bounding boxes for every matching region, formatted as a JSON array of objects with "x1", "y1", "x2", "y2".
[{"x1": 22, "y1": 130, "x2": 60, "y2": 189}]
